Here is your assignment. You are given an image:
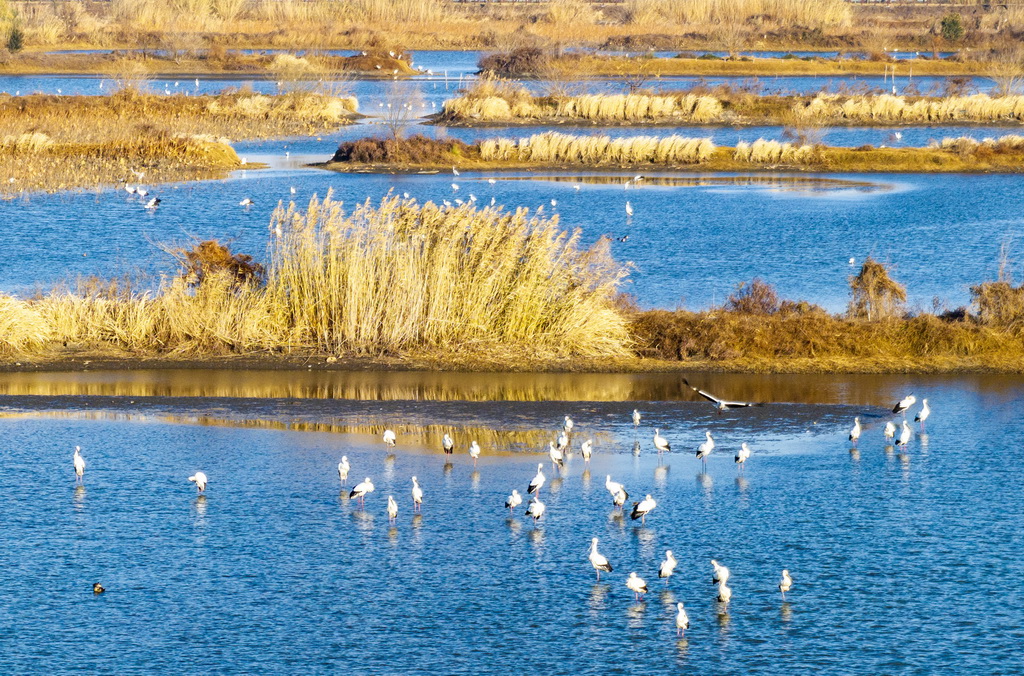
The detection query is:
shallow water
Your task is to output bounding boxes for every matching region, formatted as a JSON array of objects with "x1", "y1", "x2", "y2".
[
  {"x1": 0, "y1": 373, "x2": 1021, "y2": 672},
  {"x1": 2, "y1": 154, "x2": 1022, "y2": 312}
]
